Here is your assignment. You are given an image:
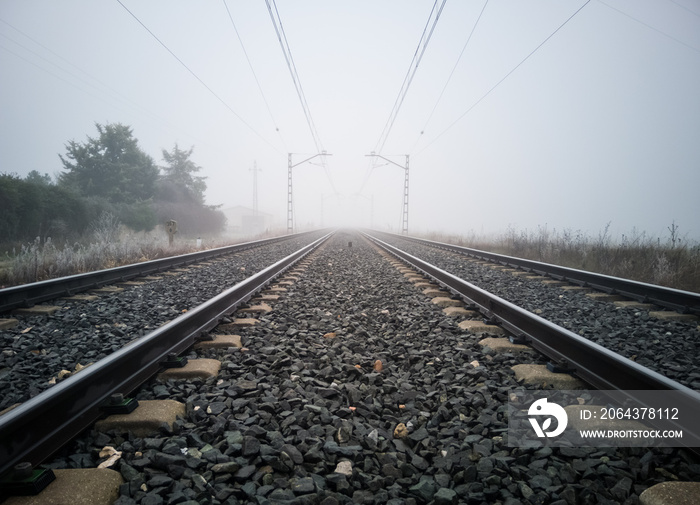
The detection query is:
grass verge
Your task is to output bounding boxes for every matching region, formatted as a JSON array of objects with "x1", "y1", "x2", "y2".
[
  {"x1": 0, "y1": 222, "x2": 284, "y2": 288},
  {"x1": 420, "y1": 225, "x2": 700, "y2": 293}
]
